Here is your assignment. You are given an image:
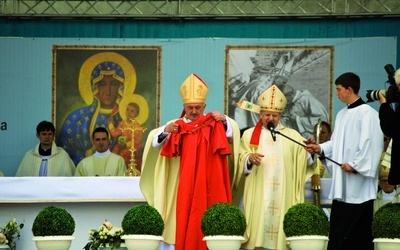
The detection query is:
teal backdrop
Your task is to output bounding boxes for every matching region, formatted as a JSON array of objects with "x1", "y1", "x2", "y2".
[{"x1": 0, "y1": 18, "x2": 398, "y2": 176}]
